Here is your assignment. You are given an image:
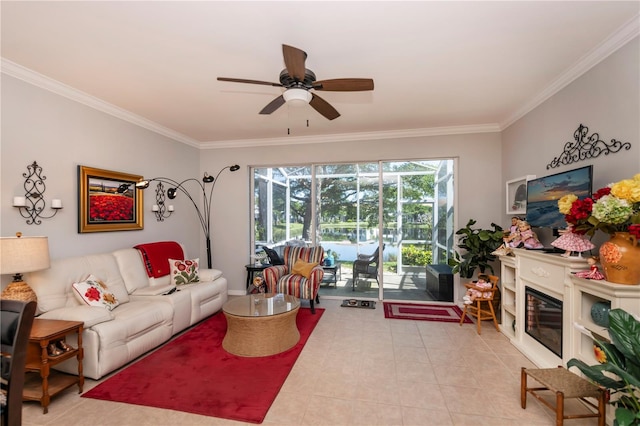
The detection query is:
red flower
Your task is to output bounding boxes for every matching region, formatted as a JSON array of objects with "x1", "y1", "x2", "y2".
[
  {"x1": 84, "y1": 287, "x2": 101, "y2": 302},
  {"x1": 564, "y1": 198, "x2": 594, "y2": 234},
  {"x1": 89, "y1": 194, "x2": 134, "y2": 222},
  {"x1": 592, "y1": 187, "x2": 611, "y2": 200},
  {"x1": 629, "y1": 224, "x2": 640, "y2": 240}
]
